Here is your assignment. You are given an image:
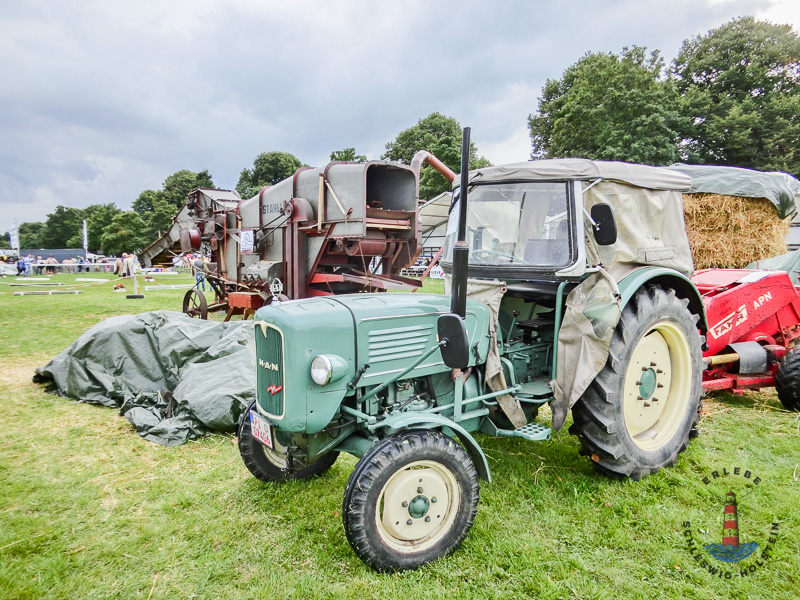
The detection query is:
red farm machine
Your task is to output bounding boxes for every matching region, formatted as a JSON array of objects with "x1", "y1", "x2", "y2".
[
  {"x1": 178, "y1": 152, "x2": 454, "y2": 320},
  {"x1": 693, "y1": 268, "x2": 800, "y2": 409}
]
